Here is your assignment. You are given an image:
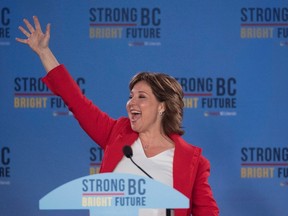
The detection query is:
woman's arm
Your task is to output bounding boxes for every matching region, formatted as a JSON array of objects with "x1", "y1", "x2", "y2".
[{"x1": 16, "y1": 16, "x2": 116, "y2": 148}]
